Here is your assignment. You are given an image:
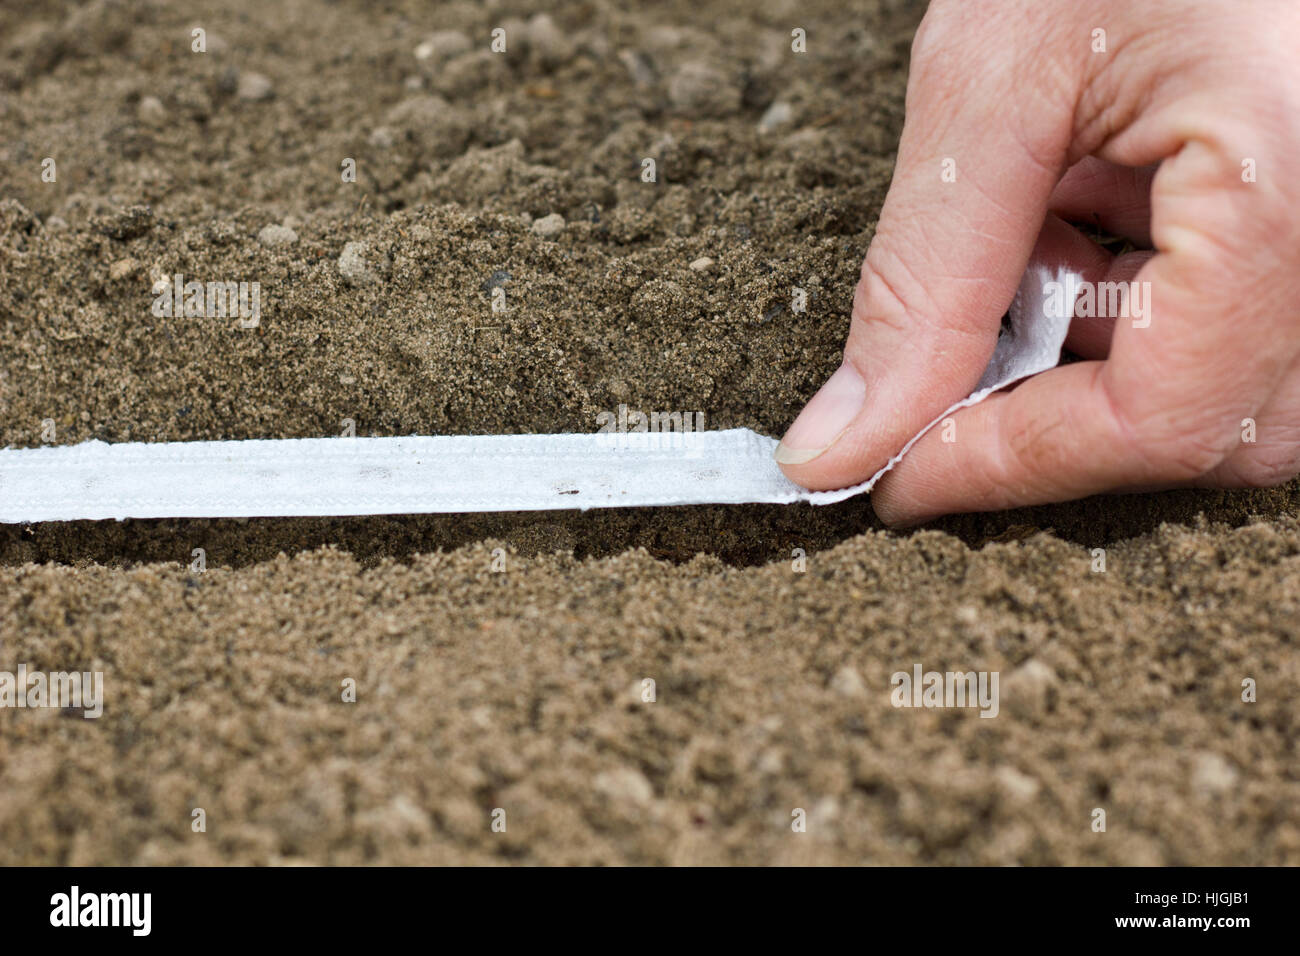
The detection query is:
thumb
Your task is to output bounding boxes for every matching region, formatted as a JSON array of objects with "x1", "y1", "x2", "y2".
[{"x1": 776, "y1": 2, "x2": 1079, "y2": 491}]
